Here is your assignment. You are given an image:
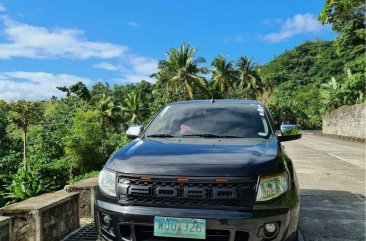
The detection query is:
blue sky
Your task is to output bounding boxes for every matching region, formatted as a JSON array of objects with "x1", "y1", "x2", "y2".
[{"x1": 0, "y1": 0, "x2": 335, "y2": 100}]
